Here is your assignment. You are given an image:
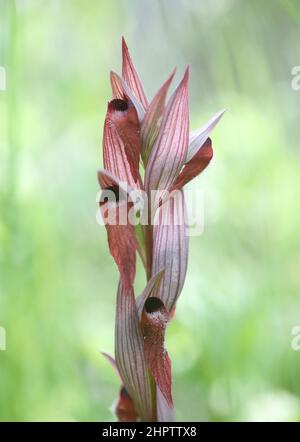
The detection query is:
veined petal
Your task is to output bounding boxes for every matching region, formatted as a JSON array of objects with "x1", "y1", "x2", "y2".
[
  {"x1": 186, "y1": 109, "x2": 225, "y2": 162},
  {"x1": 103, "y1": 104, "x2": 138, "y2": 188},
  {"x1": 115, "y1": 386, "x2": 139, "y2": 422},
  {"x1": 122, "y1": 37, "x2": 149, "y2": 109},
  {"x1": 110, "y1": 71, "x2": 125, "y2": 100},
  {"x1": 171, "y1": 137, "x2": 213, "y2": 190},
  {"x1": 110, "y1": 71, "x2": 145, "y2": 121},
  {"x1": 145, "y1": 68, "x2": 189, "y2": 195},
  {"x1": 106, "y1": 98, "x2": 141, "y2": 184},
  {"x1": 152, "y1": 190, "x2": 189, "y2": 312},
  {"x1": 141, "y1": 70, "x2": 175, "y2": 165},
  {"x1": 115, "y1": 281, "x2": 154, "y2": 421},
  {"x1": 141, "y1": 297, "x2": 172, "y2": 407}
]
